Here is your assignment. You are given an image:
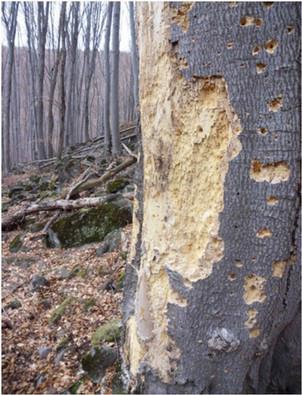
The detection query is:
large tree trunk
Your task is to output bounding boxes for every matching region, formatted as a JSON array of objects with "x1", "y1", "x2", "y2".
[{"x1": 123, "y1": 3, "x2": 301, "y2": 394}]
